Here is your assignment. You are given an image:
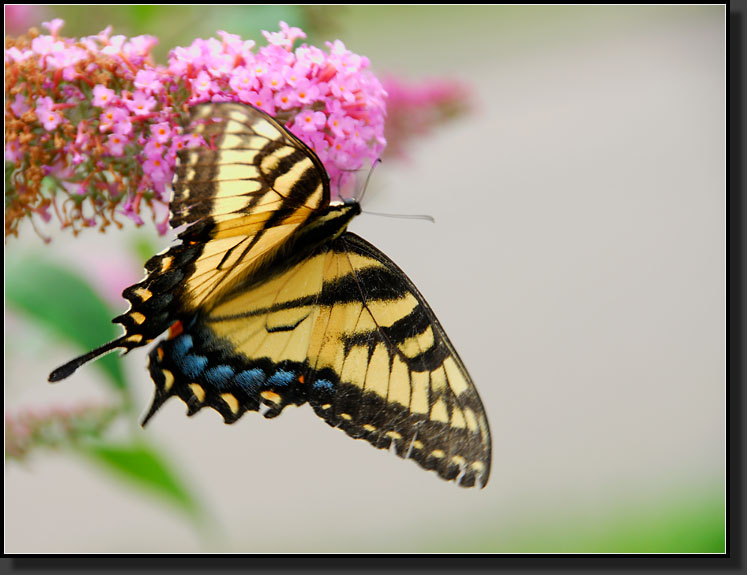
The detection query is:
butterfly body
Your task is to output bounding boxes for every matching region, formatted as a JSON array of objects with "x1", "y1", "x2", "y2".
[{"x1": 50, "y1": 102, "x2": 492, "y2": 488}]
